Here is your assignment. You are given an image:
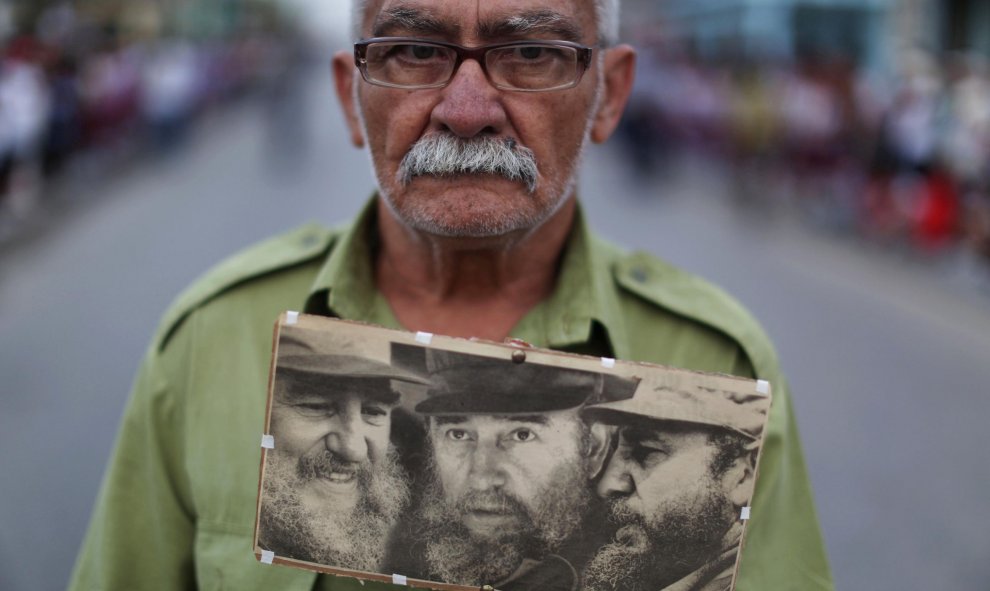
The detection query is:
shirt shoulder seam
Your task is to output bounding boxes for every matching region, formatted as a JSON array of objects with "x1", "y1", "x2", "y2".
[
  {"x1": 155, "y1": 223, "x2": 341, "y2": 351},
  {"x1": 612, "y1": 250, "x2": 780, "y2": 376}
]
